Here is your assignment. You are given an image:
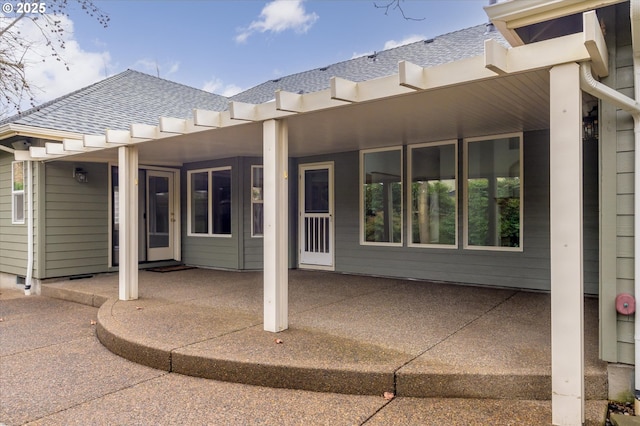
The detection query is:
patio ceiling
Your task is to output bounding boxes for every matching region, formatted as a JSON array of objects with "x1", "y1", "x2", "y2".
[{"x1": 63, "y1": 68, "x2": 551, "y2": 166}]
